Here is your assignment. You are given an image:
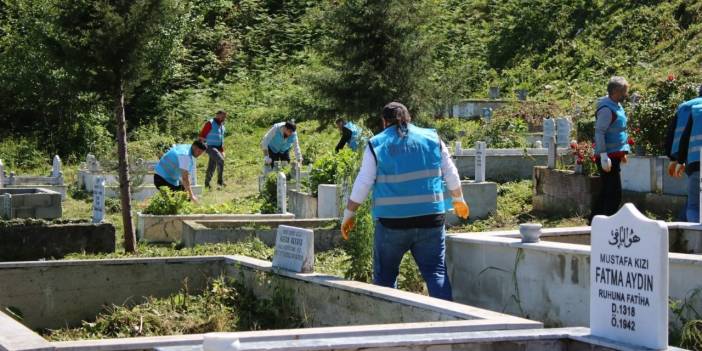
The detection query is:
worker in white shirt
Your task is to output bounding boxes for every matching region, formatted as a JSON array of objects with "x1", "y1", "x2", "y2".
[
  {"x1": 260, "y1": 121, "x2": 303, "y2": 166},
  {"x1": 340, "y1": 102, "x2": 469, "y2": 301}
]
